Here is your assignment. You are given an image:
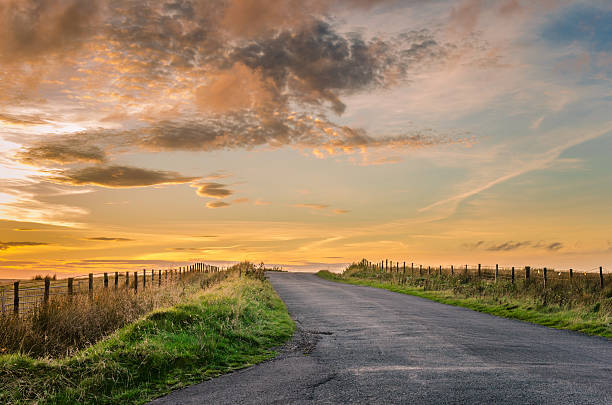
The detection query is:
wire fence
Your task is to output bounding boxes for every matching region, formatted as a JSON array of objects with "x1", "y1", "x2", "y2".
[
  {"x1": 0, "y1": 262, "x2": 220, "y2": 315},
  {"x1": 358, "y1": 259, "x2": 610, "y2": 289}
]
